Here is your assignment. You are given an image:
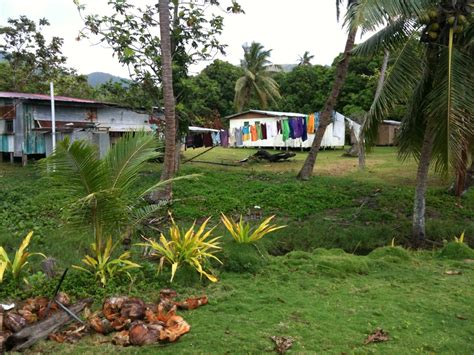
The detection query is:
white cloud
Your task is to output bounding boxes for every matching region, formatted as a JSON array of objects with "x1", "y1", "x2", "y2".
[{"x1": 1, "y1": 0, "x2": 366, "y2": 78}]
